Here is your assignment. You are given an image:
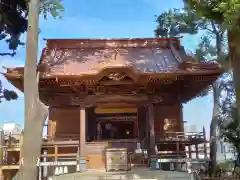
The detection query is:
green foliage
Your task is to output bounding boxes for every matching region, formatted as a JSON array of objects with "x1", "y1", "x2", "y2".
[
  {"x1": 183, "y1": 0, "x2": 224, "y2": 23},
  {"x1": 39, "y1": 0, "x2": 64, "y2": 19},
  {"x1": 0, "y1": 81, "x2": 18, "y2": 102},
  {"x1": 155, "y1": 6, "x2": 227, "y2": 99},
  {"x1": 155, "y1": 9, "x2": 197, "y2": 37},
  {"x1": 219, "y1": 106, "x2": 240, "y2": 152},
  {"x1": 183, "y1": 0, "x2": 240, "y2": 31},
  {"x1": 0, "y1": 0, "x2": 64, "y2": 103},
  {"x1": 154, "y1": 8, "x2": 211, "y2": 37},
  {"x1": 217, "y1": 161, "x2": 234, "y2": 170},
  {"x1": 0, "y1": 0, "x2": 64, "y2": 56},
  {"x1": 195, "y1": 35, "x2": 217, "y2": 62}
]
